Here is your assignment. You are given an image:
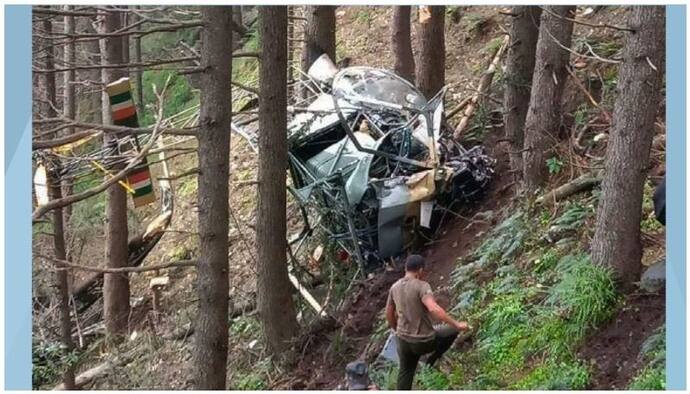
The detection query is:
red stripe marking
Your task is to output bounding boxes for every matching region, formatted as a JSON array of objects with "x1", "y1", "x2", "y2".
[
  {"x1": 127, "y1": 168, "x2": 151, "y2": 184},
  {"x1": 112, "y1": 105, "x2": 136, "y2": 121}
]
